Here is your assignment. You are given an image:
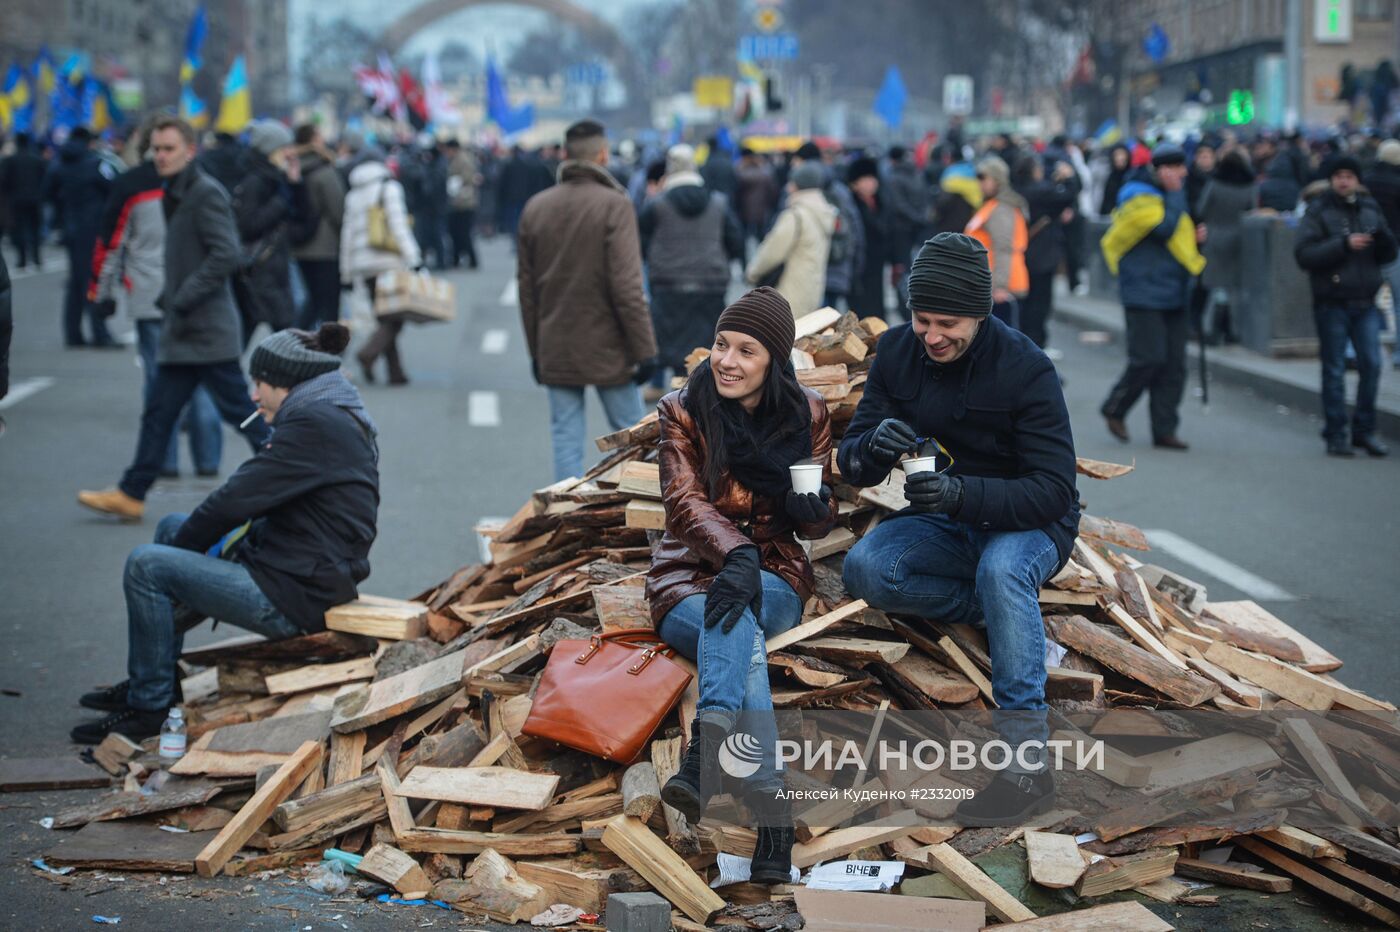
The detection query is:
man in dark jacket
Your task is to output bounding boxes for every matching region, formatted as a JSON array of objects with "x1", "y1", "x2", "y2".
[
  {"x1": 43, "y1": 127, "x2": 118, "y2": 346},
  {"x1": 71, "y1": 323, "x2": 379, "y2": 743},
  {"x1": 231, "y1": 120, "x2": 315, "y2": 345},
  {"x1": 699, "y1": 135, "x2": 737, "y2": 200},
  {"x1": 1014, "y1": 156, "x2": 1080, "y2": 348},
  {"x1": 518, "y1": 120, "x2": 658, "y2": 481},
  {"x1": 1295, "y1": 155, "x2": 1397, "y2": 457},
  {"x1": 404, "y1": 136, "x2": 449, "y2": 270},
  {"x1": 292, "y1": 123, "x2": 347, "y2": 329},
  {"x1": 639, "y1": 144, "x2": 744, "y2": 383},
  {"x1": 1100, "y1": 144, "x2": 1204, "y2": 449},
  {"x1": 1, "y1": 132, "x2": 48, "y2": 268},
  {"x1": 838, "y1": 233, "x2": 1079, "y2": 824},
  {"x1": 847, "y1": 156, "x2": 890, "y2": 319},
  {"x1": 197, "y1": 131, "x2": 248, "y2": 196},
  {"x1": 735, "y1": 148, "x2": 778, "y2": 244},
  {"x1": 78, "y1": 116, "x2": 272, "y2": 521}
]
